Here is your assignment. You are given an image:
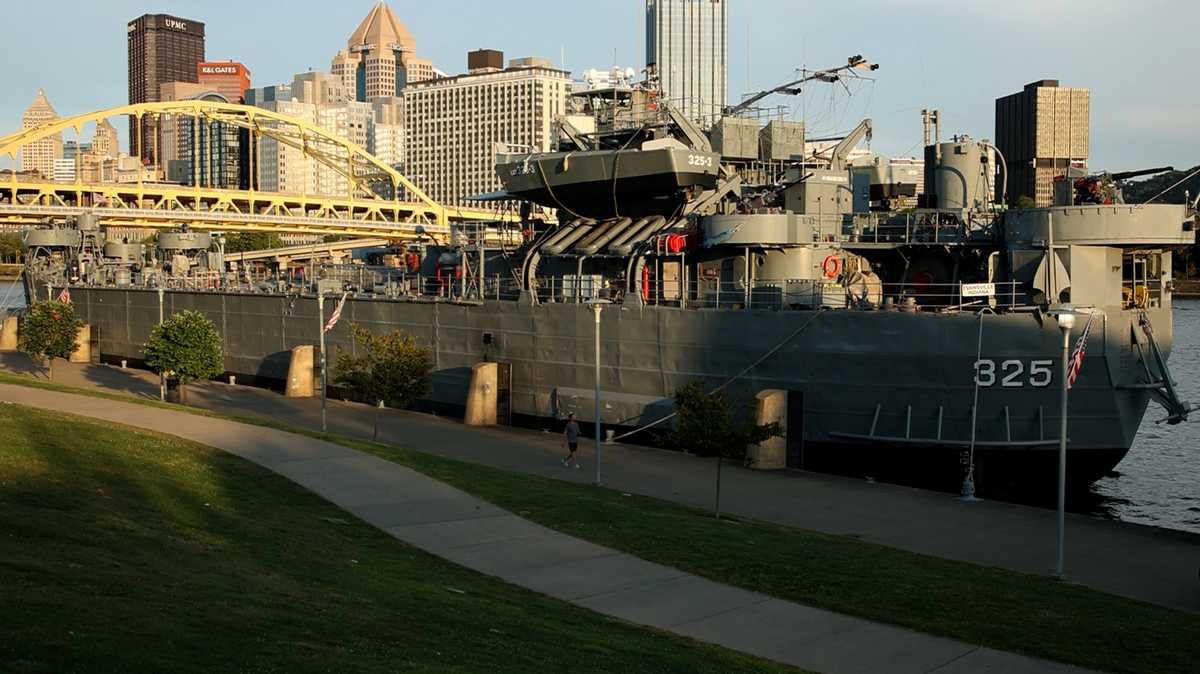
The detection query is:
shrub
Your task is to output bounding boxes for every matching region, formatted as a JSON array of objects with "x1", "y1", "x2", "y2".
[
  {"x1": 144, "y1": 310, "x2": 224, "y2": 401},
  {"x1": 18, "y1": 300, "x2": 82, "y2": 380},
  {"x1": 335, "y1": 324, "x2": 433, "y2": 439},
  {"x1": 671, "y1": 382, "x2": 780, "y2": 518}
]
